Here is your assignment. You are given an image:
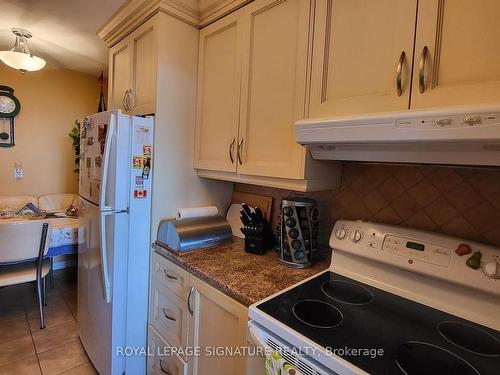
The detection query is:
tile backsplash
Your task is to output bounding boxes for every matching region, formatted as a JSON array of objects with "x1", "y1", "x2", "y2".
[{"x1": 234, "y1": 163, "x2": 500, "y2": 247}]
